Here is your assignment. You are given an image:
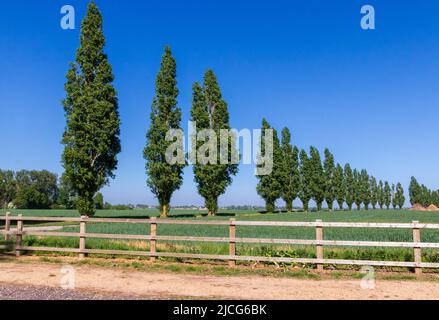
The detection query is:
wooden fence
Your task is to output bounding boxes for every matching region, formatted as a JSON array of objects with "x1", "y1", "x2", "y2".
[{"x1": 2, "y1": 213, "x2": 439, "y2": 274}]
